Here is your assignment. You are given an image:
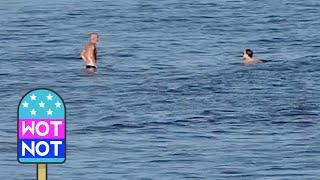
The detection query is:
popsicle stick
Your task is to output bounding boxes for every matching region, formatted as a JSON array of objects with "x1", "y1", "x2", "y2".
[{"x1": 37, "y1": 164, "x2": 47, "y2": 180}]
